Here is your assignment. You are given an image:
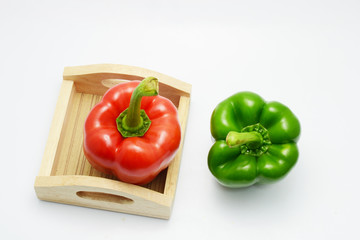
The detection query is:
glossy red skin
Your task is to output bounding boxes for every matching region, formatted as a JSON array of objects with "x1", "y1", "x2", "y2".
[{"x1": 83, "y1": 81, "x2": 181, "y2": 185}]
